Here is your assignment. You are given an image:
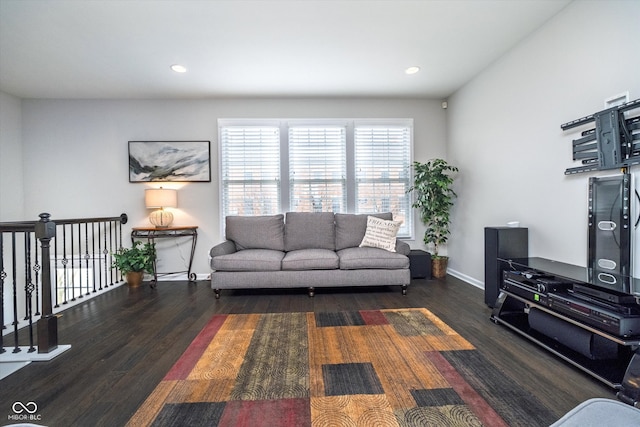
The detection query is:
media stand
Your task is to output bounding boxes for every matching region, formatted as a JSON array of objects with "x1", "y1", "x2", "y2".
[{"x1": 490, "y1": 257, "x2": 640, "y2": 405}]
